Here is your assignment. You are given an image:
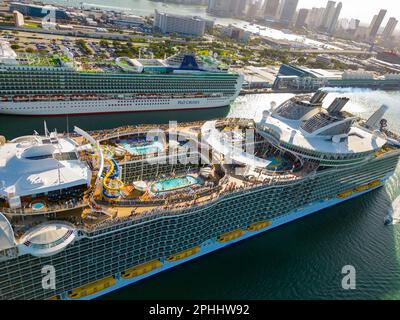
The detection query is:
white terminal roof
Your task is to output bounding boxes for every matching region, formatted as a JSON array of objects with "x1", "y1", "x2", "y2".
[
  {"x1": 258, "y1": 112, "x2": 387, "y2": 154},
  {"x1": 0, "y1": 135, "x2": 91, "y2": 199}
]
